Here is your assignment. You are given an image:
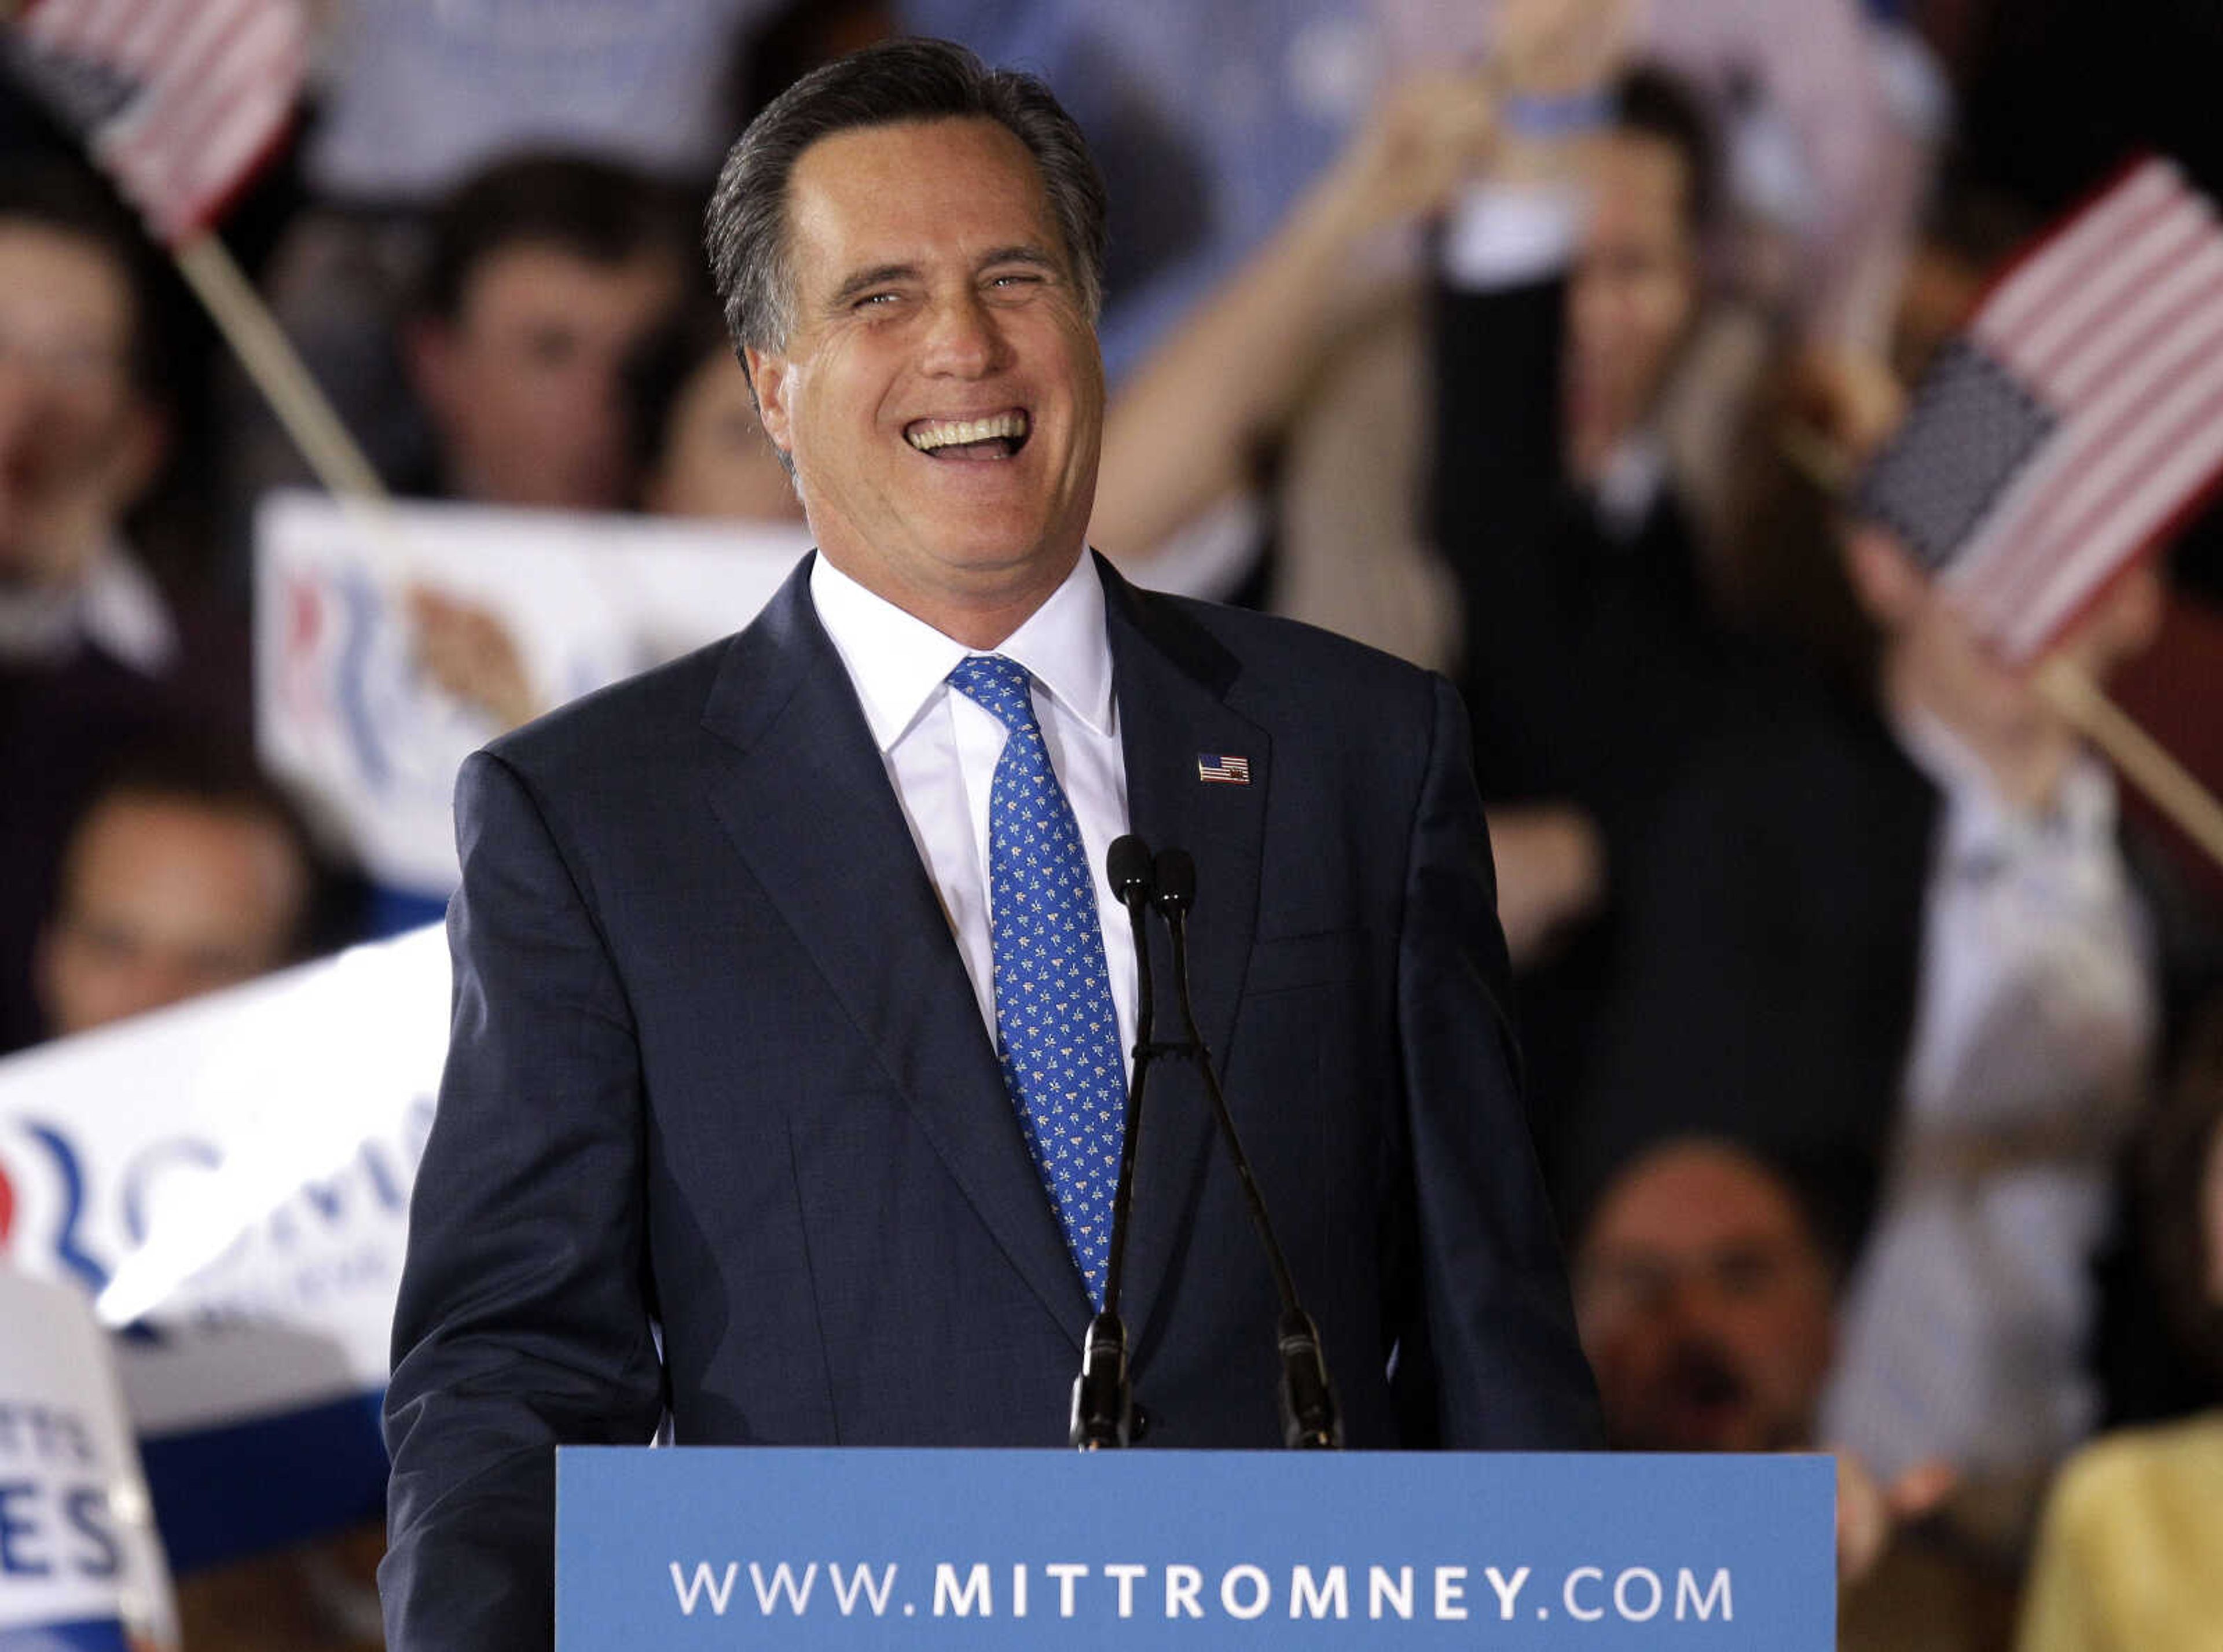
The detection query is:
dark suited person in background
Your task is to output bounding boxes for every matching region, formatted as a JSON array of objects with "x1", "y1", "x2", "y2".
[{"x1": 381, "y1": 39, "x2": 1598, "y2": 1651}]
